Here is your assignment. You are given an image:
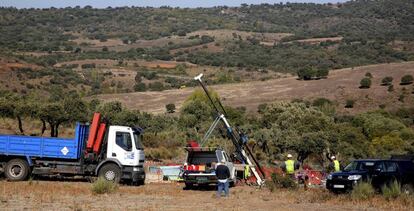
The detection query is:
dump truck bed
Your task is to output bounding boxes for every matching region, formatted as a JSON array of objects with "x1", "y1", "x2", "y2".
[{"x1": 0, "y1": 123, "x2": 89, "y2": 160}]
